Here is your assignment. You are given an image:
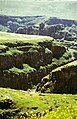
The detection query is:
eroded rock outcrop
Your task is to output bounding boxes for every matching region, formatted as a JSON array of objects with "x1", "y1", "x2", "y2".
[{"x1": 0, "y1": 32, "x2": 73, "y2": 90}]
